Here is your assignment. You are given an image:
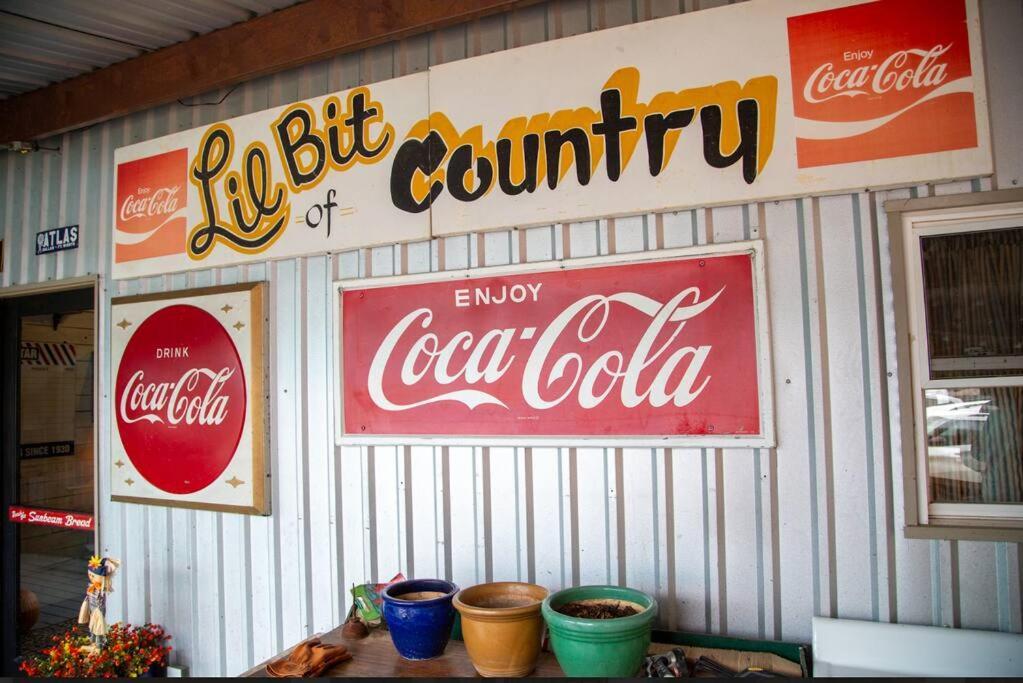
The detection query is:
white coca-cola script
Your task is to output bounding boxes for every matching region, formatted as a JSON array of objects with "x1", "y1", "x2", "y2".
[
  {"x1": 119, "y1": 367, "x2": 234, "y2": 425},
  {"x1": 802, "y1": 43, "x2": 951, "y2": 104},
  {"x1": 367, "y1": 286, "x2": 723, "y2": 412},
  {"x1": 119, "y1": 186, "x2": 181, "y2": 222}
]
